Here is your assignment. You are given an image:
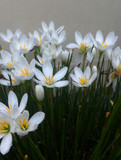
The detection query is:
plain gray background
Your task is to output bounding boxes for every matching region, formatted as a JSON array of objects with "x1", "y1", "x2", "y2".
[{"x1": 0, "y1": 0, "x2": 121, "y2": 52}]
